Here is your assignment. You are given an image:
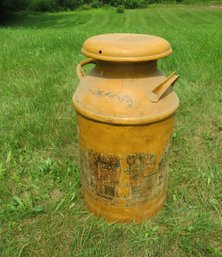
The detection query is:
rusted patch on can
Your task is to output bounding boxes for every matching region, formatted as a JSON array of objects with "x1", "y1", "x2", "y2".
[
  {"x1": 80, "y1": 149, "x2": 120, "y2": 203},
  {"x1": 123, "y1": 142, "x2": 170, "y2": 208},
  {"x1": 158, "y1": 139, "x2": 170, "y2": 172},
  {"x1": 126, "y1": 153, "x2": 157, "y2": 179},
  {"x1": 79, "y1": 141, "x2": 170, "y2": 208}
]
